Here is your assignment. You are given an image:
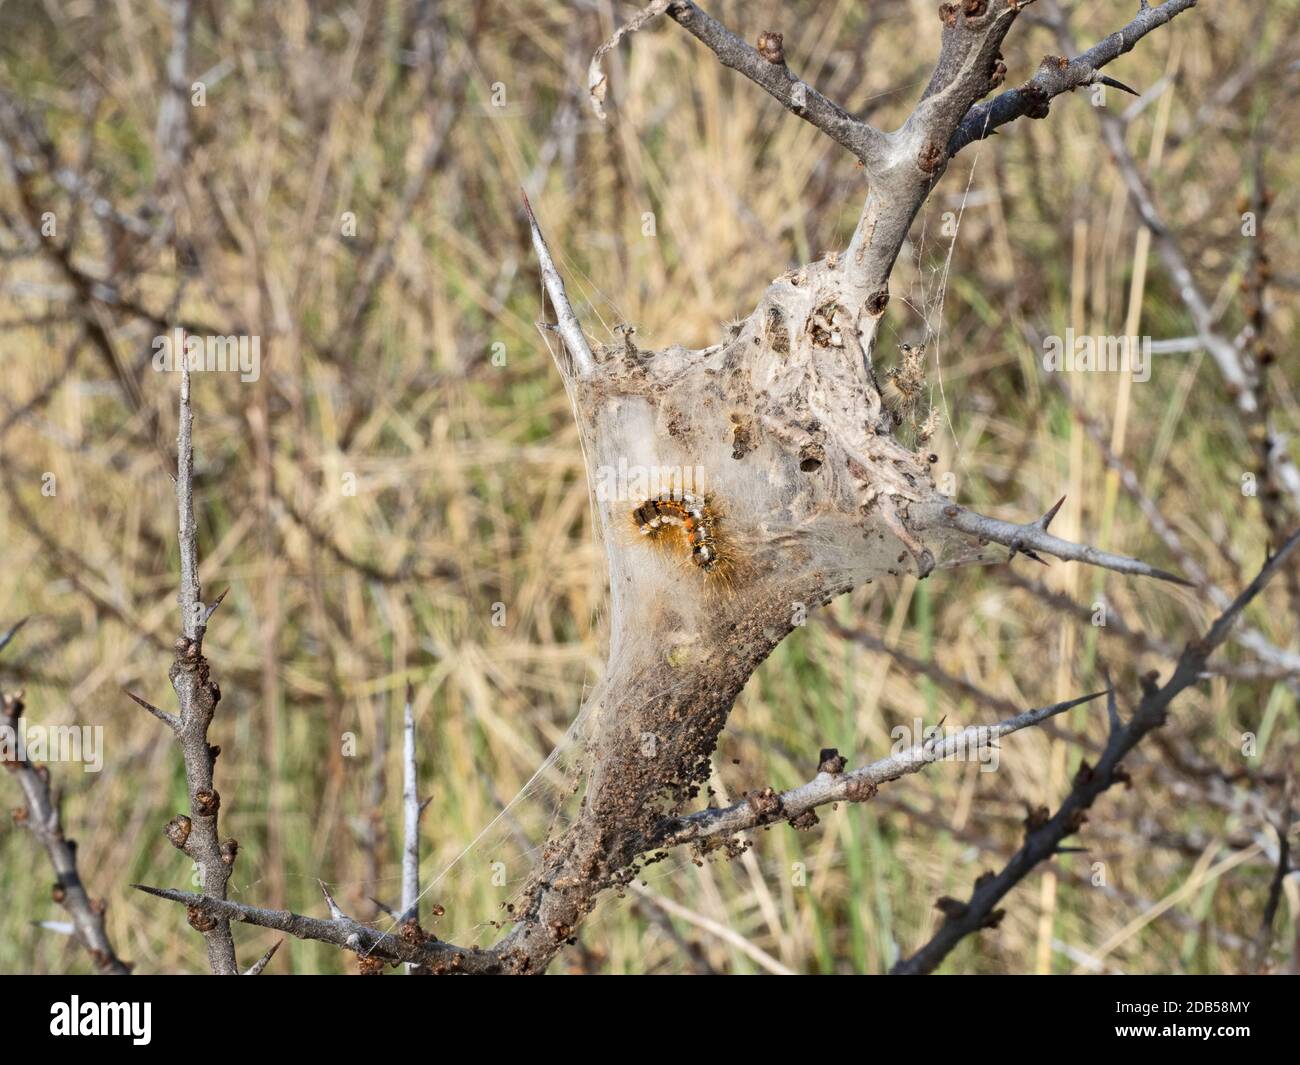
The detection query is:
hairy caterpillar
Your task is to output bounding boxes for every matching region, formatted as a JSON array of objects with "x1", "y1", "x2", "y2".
[
  {"x1": 631, "y1": 492, "x2": 723, "y2": 572},
  {"x1": 883, "y1": 342, "x2": 929, "y2": 433}
]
